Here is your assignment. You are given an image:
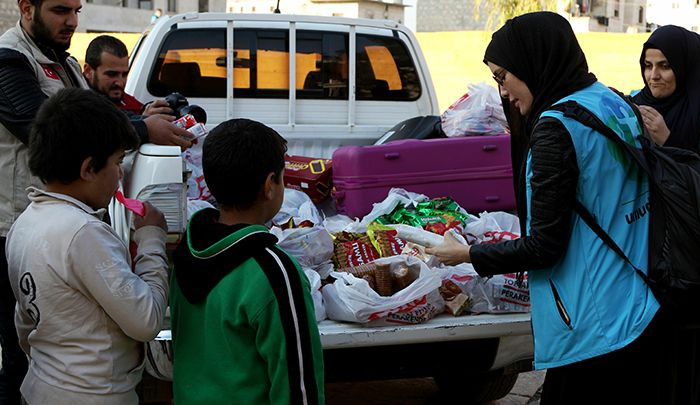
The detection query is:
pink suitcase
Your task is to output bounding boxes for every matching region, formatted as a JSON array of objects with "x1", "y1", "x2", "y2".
[{"x1": 332, "y1": 135, "x2": 515, "y2": 219}]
